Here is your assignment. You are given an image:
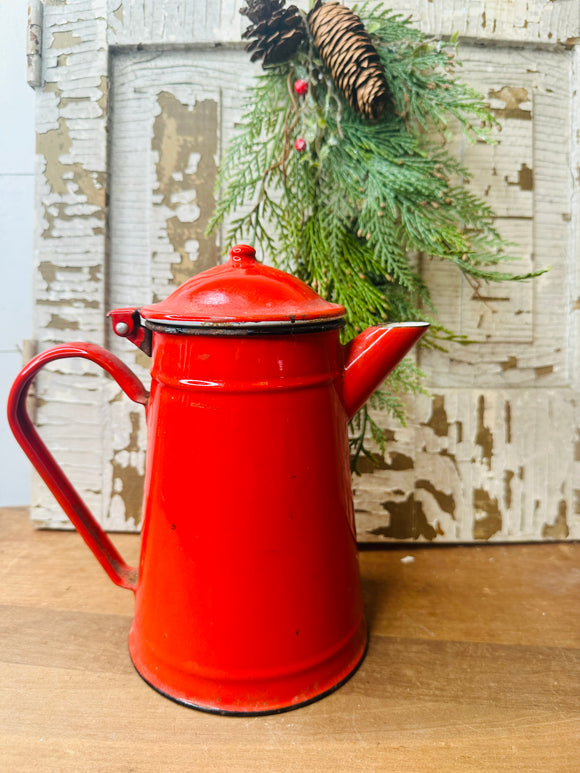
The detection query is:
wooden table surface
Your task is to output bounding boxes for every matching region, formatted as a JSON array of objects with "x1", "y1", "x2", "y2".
[{"x1": 1, "y1": 506, "x2": 578, "y2": 772}]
